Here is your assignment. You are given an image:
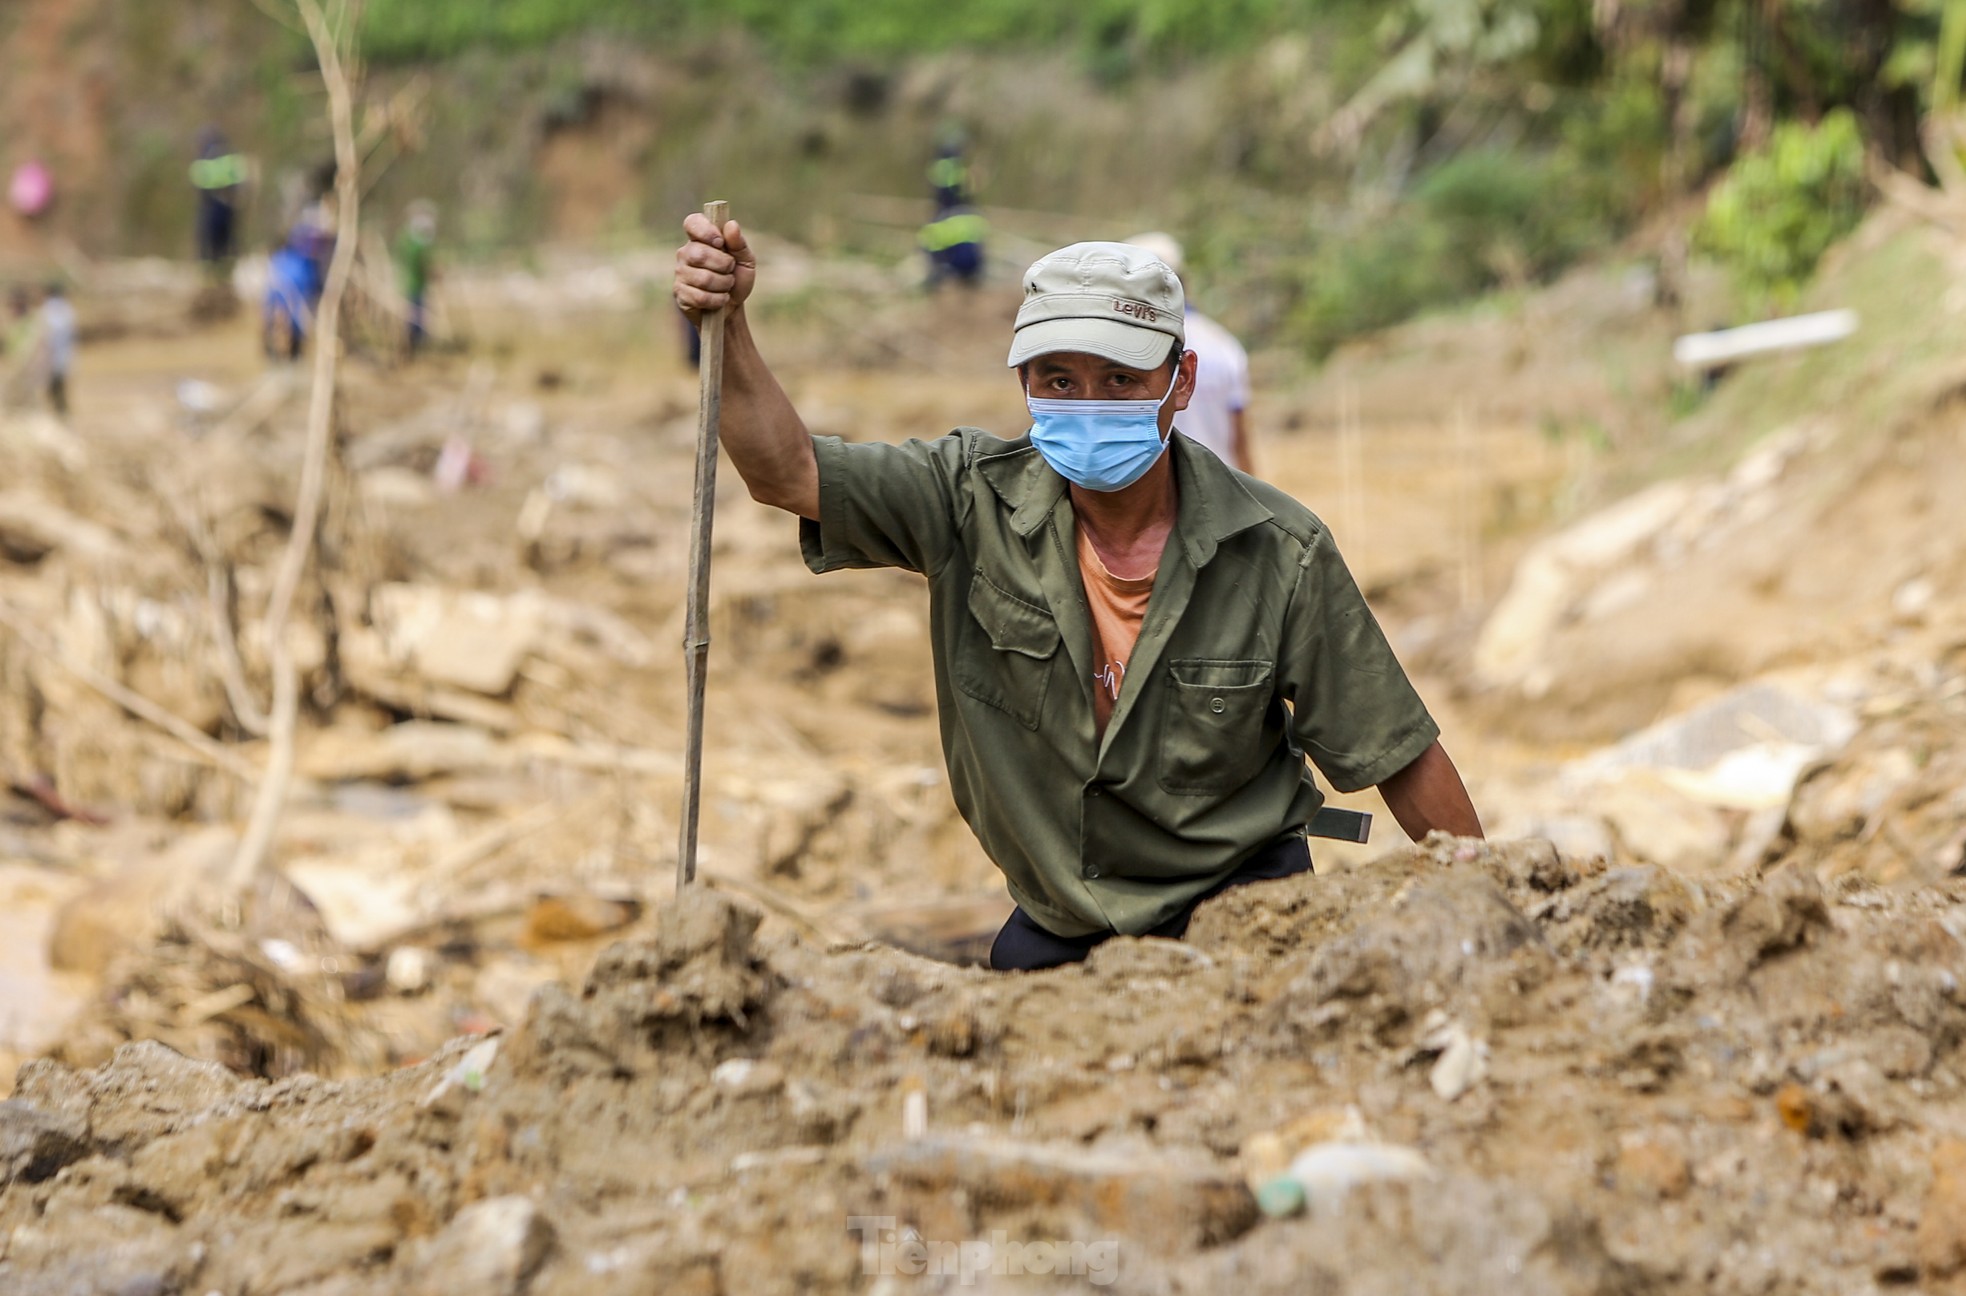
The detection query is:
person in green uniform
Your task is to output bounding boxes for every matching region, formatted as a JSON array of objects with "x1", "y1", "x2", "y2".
[
  {"x1": 394, "y1": 201, "x2": 437, "y2": 358},
  {"x1": 190, "y1": 127, "x2": 248, "y2": 280},
  {"x1": 918, "y1": 206, "x2": 988, "y2": 290},
  {"x1": 673, "y1": 217, "x2": 1483, "y2": 971}
]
